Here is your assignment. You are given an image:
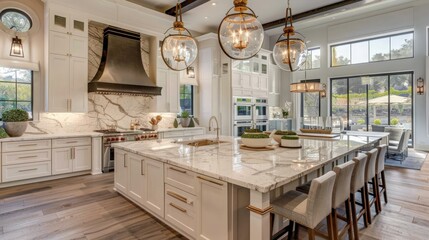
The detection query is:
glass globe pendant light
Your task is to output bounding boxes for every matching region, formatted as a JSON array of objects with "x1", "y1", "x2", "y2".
[
  {"x1": 273, "y1": 0, "x2": 307, "y2": 72},
  {"x1": 218, "y1": 0, "x2": 264, "y2": 60},
  {"x1": 161, "y1": 2, "x2": 198, "y2": 71}
]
